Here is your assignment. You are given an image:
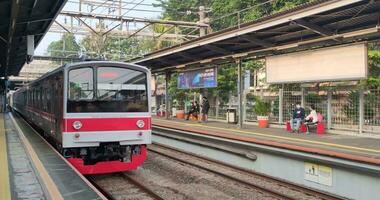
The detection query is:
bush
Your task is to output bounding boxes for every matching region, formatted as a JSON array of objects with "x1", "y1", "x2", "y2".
[{"x1": 254, "y1": 97, "x2": 271, "y2": 116}]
